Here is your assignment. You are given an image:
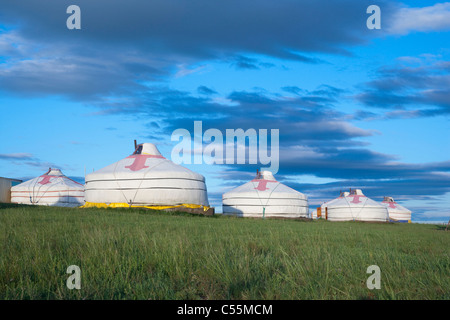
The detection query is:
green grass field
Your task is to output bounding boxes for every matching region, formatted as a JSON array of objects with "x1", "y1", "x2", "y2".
[{"x1": 0, "y1": 203, "x2": 449, "y2": 300}]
